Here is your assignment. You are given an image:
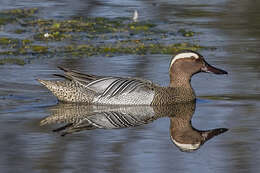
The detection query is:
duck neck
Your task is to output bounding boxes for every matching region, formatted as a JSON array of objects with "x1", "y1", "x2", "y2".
[
  {"x1": 168, "y1": 72, "x2": 196, "y2": 102},
  {"x1": 169, "y1": 72, "x2": 192, "y2": 89}
]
